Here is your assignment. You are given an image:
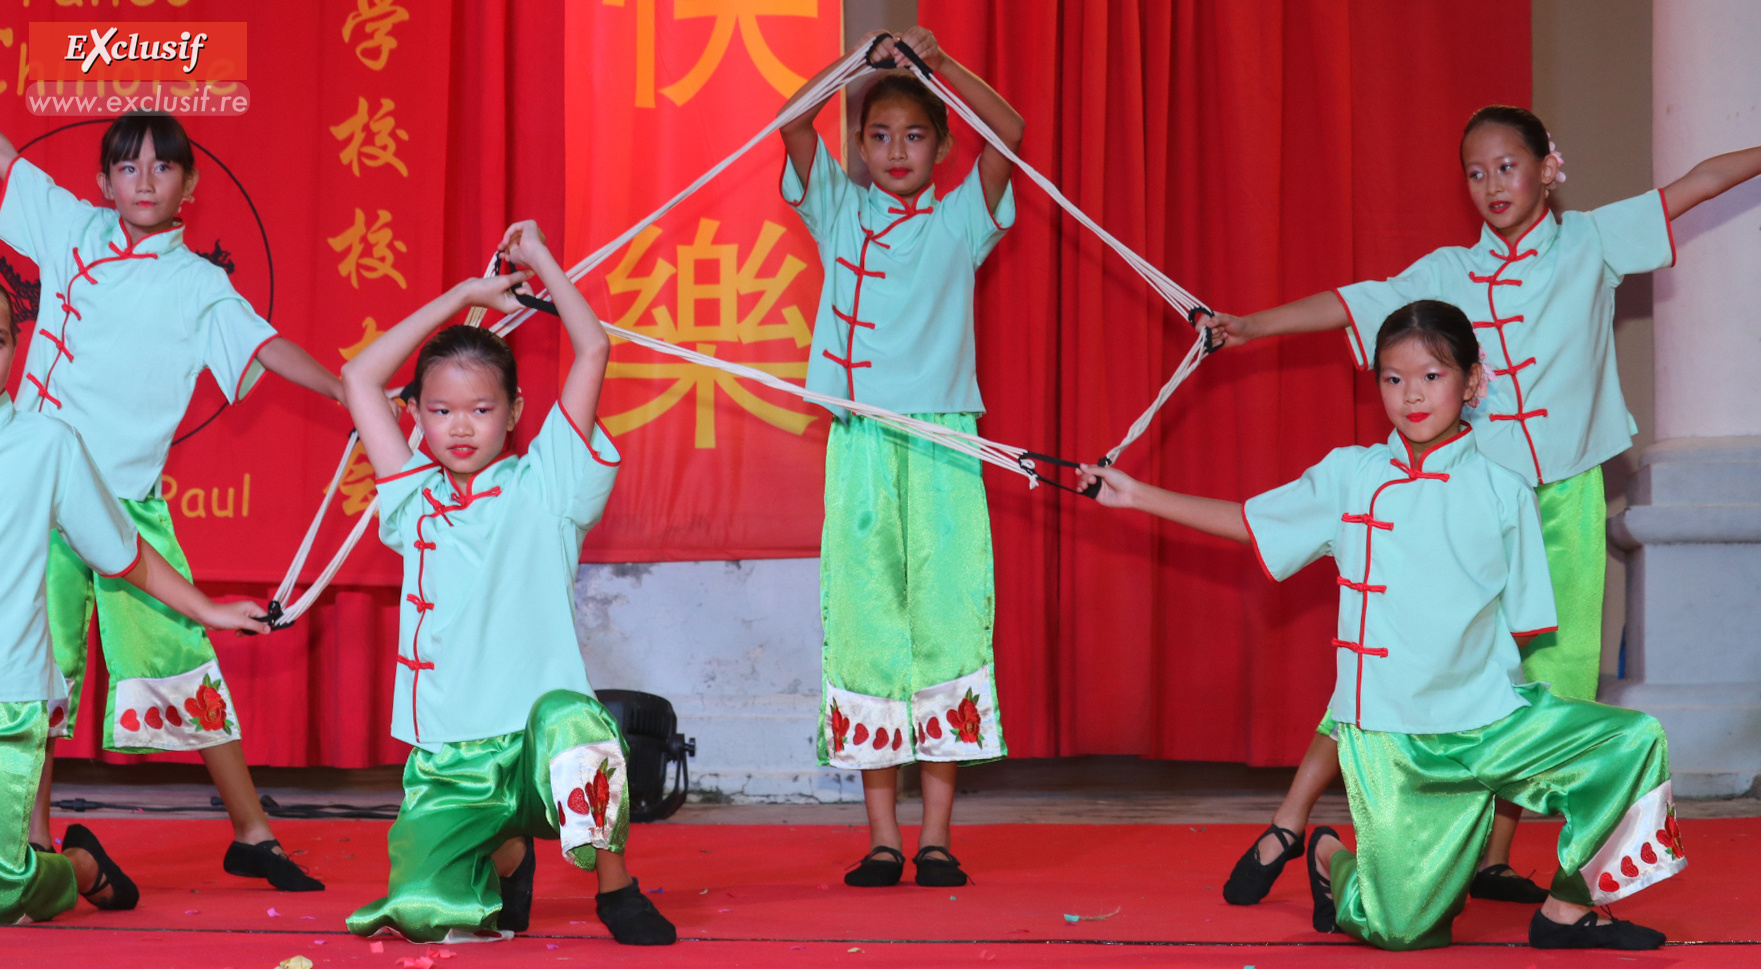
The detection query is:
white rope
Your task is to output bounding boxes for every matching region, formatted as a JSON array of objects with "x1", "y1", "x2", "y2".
[
  {"x1": 269, "y1": 255, "x2": 503, "y2": 625},
  {"x1": 266, "y1": 40, "x2": 1216, "y2": 626}
]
